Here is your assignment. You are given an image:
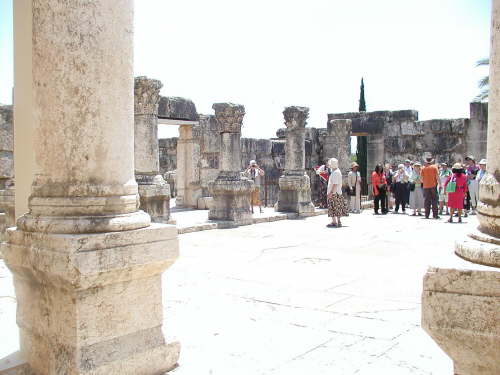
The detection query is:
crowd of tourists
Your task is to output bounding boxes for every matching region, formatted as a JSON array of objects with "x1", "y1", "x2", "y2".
[{"x1": 316, "y1": 155, "x2": 487, "y2": 227}]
